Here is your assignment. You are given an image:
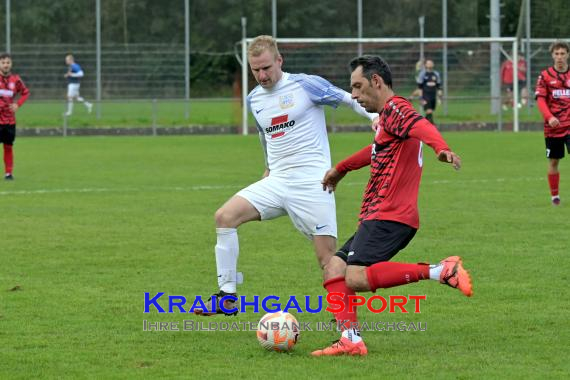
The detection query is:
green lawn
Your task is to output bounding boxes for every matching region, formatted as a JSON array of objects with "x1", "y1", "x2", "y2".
[
  {"x1": 17, "y1": 98, "x2": 542, "y2": 129},
  {"x1": 0, "y1": 133, "x2": 568, "y2": 379}
]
